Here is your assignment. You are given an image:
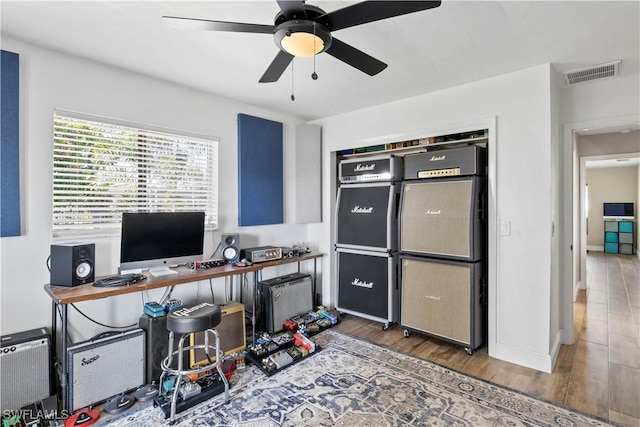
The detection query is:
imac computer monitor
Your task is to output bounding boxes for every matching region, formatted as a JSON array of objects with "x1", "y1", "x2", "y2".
[
  {"x1": 603, "y1": 202, "x2": 634, "y2": 219},
  {"x1": 119, "y1": 211, "x2": 205, "y2": 276}
]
